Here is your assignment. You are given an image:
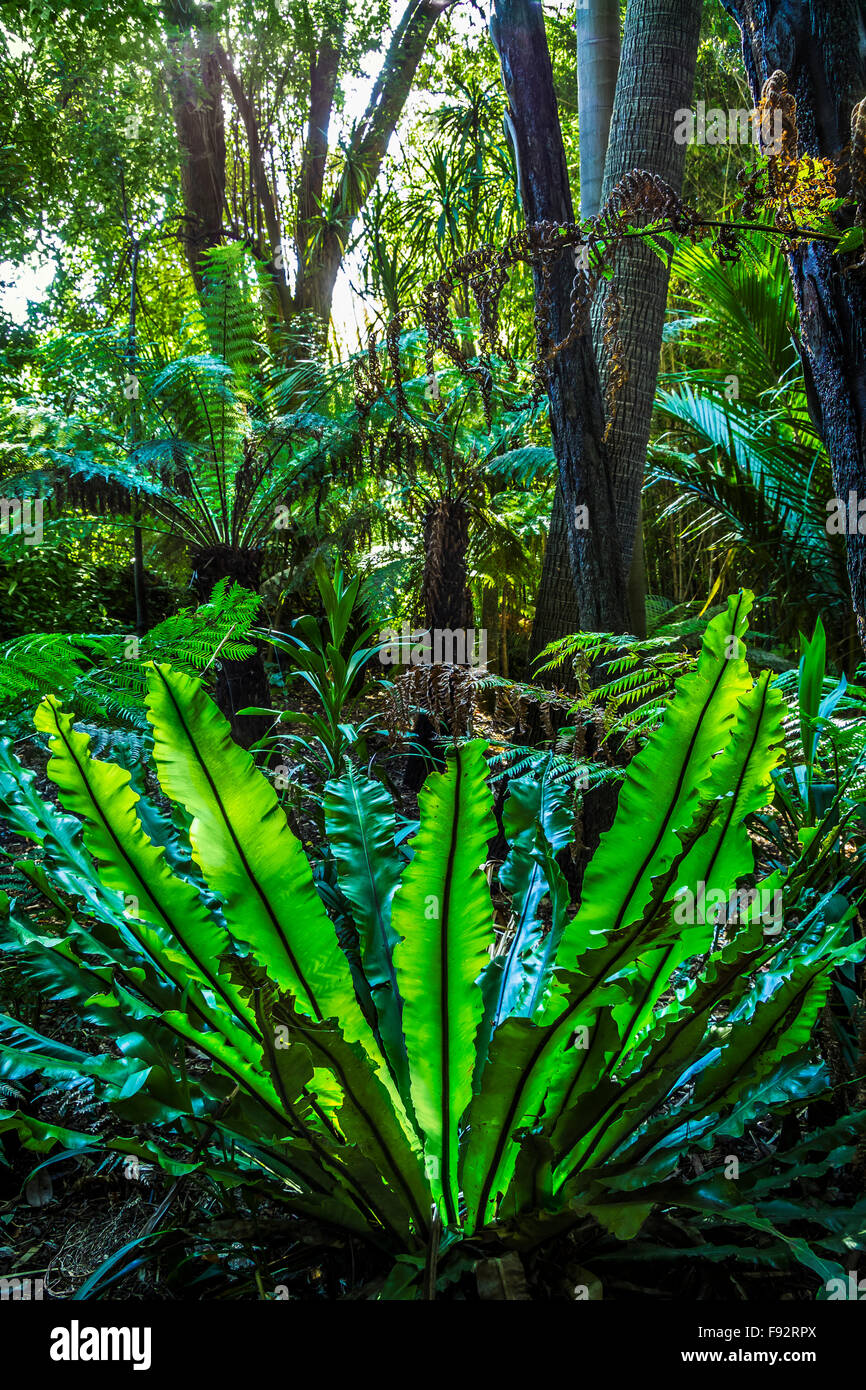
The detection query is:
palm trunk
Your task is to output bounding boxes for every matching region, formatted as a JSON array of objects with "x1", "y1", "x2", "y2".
[
  {"x1": 603, "y1": 0, "x2": 706, "y2": 639},
  {"x1": 536, "y1": 0, "x2": 702, "y2": 649},
  {"x1": 576, "y1": 0, "x2": 622, "y2": 220},
  {"x1": 723, "y1": 0, "x2": 866, "y2": 649},
  {"x1": 593, "y1": 0, "x2": 703, "y2": 636},
  {"x1": 190, "y1": 545, "x2": 271, "y2": 747}
]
